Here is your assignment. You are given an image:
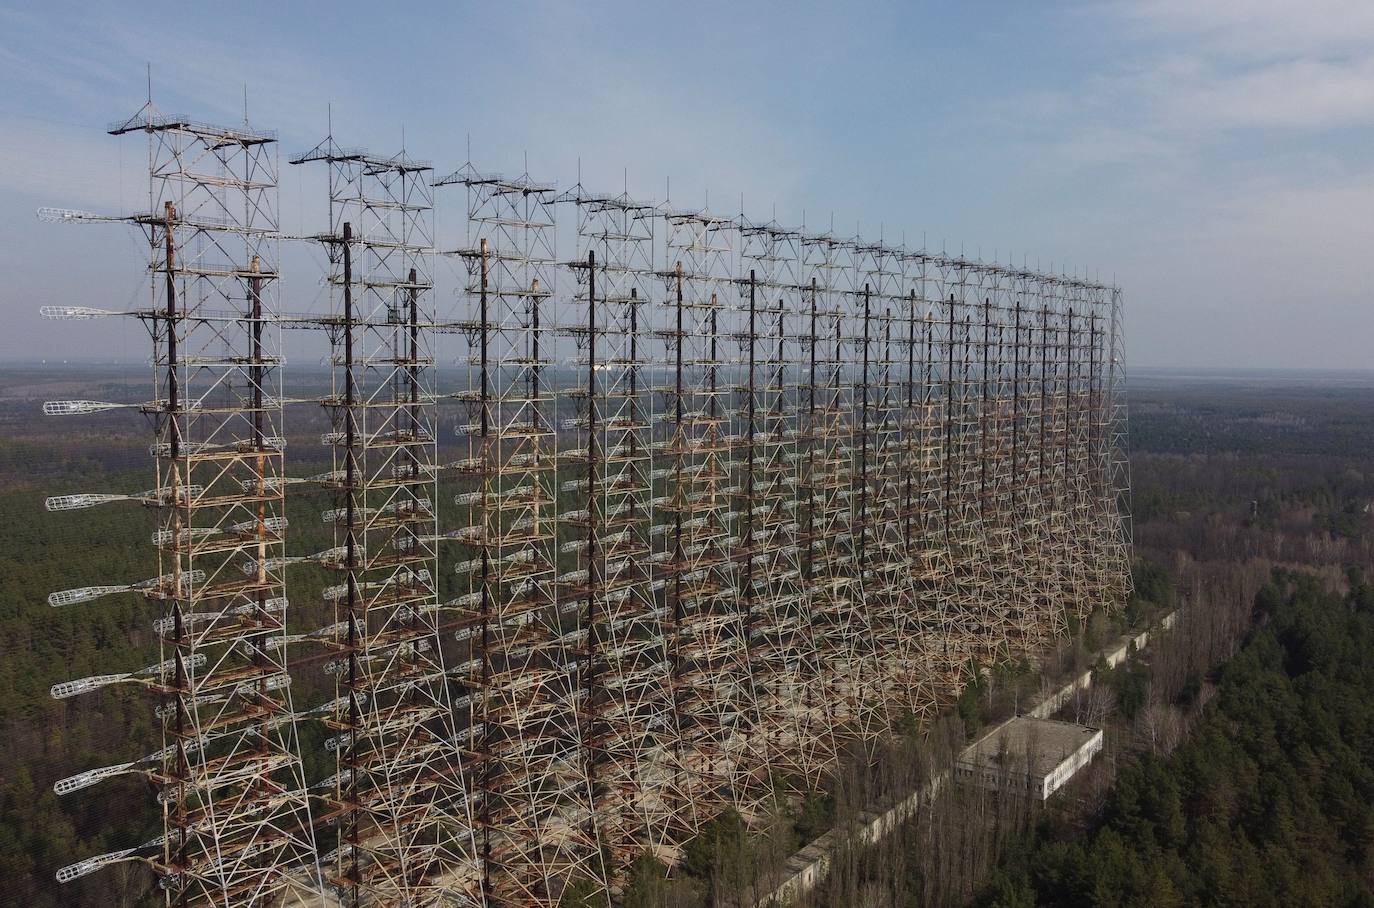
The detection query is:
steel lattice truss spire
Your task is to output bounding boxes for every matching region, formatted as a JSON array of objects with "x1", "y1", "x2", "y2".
[
  {"x1": 288, "y1": 136, "x2": 480, "y2": 907},
  {"x1": 559, "y1": 187, "x2": 683, "y2": 869},
  {"x1": 46, "y1": 104, "x2": 325, "y2": 906},
  {"x1": 433, "y1": 166, "x2": 610, "y2": 906}
]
